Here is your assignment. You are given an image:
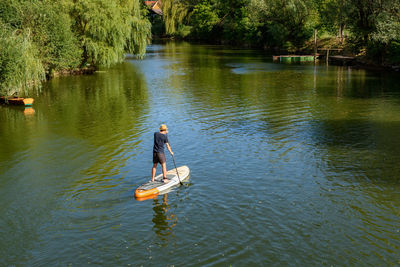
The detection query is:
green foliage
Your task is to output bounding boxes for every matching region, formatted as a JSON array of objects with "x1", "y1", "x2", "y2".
[
  {"x1": 176, "y1": 24, "x2": 192, "y2": 38},
  {"x1": 220, "y1": 0, "x2": 259, "y2": 45},
  {"x1": 372, "y1": 4, "x2": 400, "y2": 44},
  {"x1": 158, "y1": 0, "x2": 399, "y2": 64},
  {"x1": 149, "y1": 14, "x2": 165, "y2": 36},
  {"x1": 127, "y1": 0, "x2": 152, "y2": 57},
  {"x1": 19, "y1": 0, "x2": 82, "y2": 71},
  {"x1": 162, "y1": 0, "x2": 189, "y2": 36},
  {"x1": 0, "y1": 0, "x2": 151, "y2": 95},
  {"x1": 0, "y1": 23, "x2": 45, "y2": 96},
  {"x1": 0, "y1": 0, "x2": 21, "y2": 29},
  {"x1": 183, "y1": 0, "x2": 319, "y2": 48},
  {"x1": 387, "y1": 41, "x2": 400, "y2": 64},
  {"x1": 344, "y1": 0, "x2": 400, "y2": 62},
  {"x1": 261, "y1": 0, "x2": 319, "y2": 47},
  {"x1": 315, "y1": 0, "x2": 349, "y2": 34},
  {"x1": 70, "y1": 0, "x2": 151, "y2": 67},
  {"x1": 345, "y1": 0, "x2": 380, "y2": 42},
  {"x1": 190, "y1": 1, "x2": 219, "y2": 39}
]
